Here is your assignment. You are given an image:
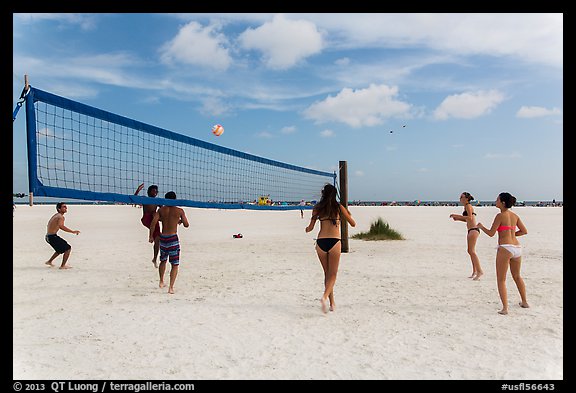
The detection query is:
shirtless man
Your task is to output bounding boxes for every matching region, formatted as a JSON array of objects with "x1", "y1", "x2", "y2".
[
  {"x1": 149, "y1": 191, "x2": 189, "y2": 294},
  {"x1": 135, "y1": 183, "x2": 161, "y2": 267},
  {"x1": 45, "y1": 202, "x2": 80, "y2": 269}
]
